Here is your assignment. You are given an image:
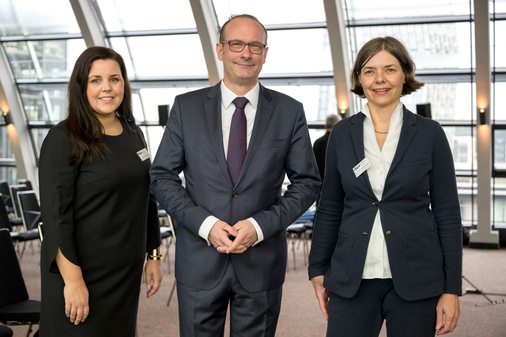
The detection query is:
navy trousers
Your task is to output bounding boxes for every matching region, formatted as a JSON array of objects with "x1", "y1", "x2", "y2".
[{"x1": 327, "y1": 279, "x2": 439, "y2": 337}]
